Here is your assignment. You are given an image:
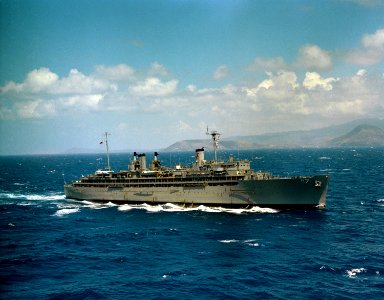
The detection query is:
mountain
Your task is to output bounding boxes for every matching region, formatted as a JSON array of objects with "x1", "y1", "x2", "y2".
[
  {"x1": 163, "y1": 118, "x2": 384, "y2": 151},
  {"x1": 327, "y1": 124, "x2": 384, "y2": 147}
]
